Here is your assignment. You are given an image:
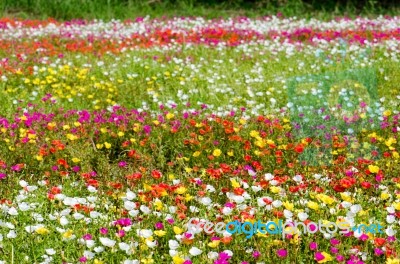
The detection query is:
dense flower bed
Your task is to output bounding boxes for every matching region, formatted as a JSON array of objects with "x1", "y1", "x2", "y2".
[{"x1": 0, "y1": 16, "x2": 399, "y2": 264}]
